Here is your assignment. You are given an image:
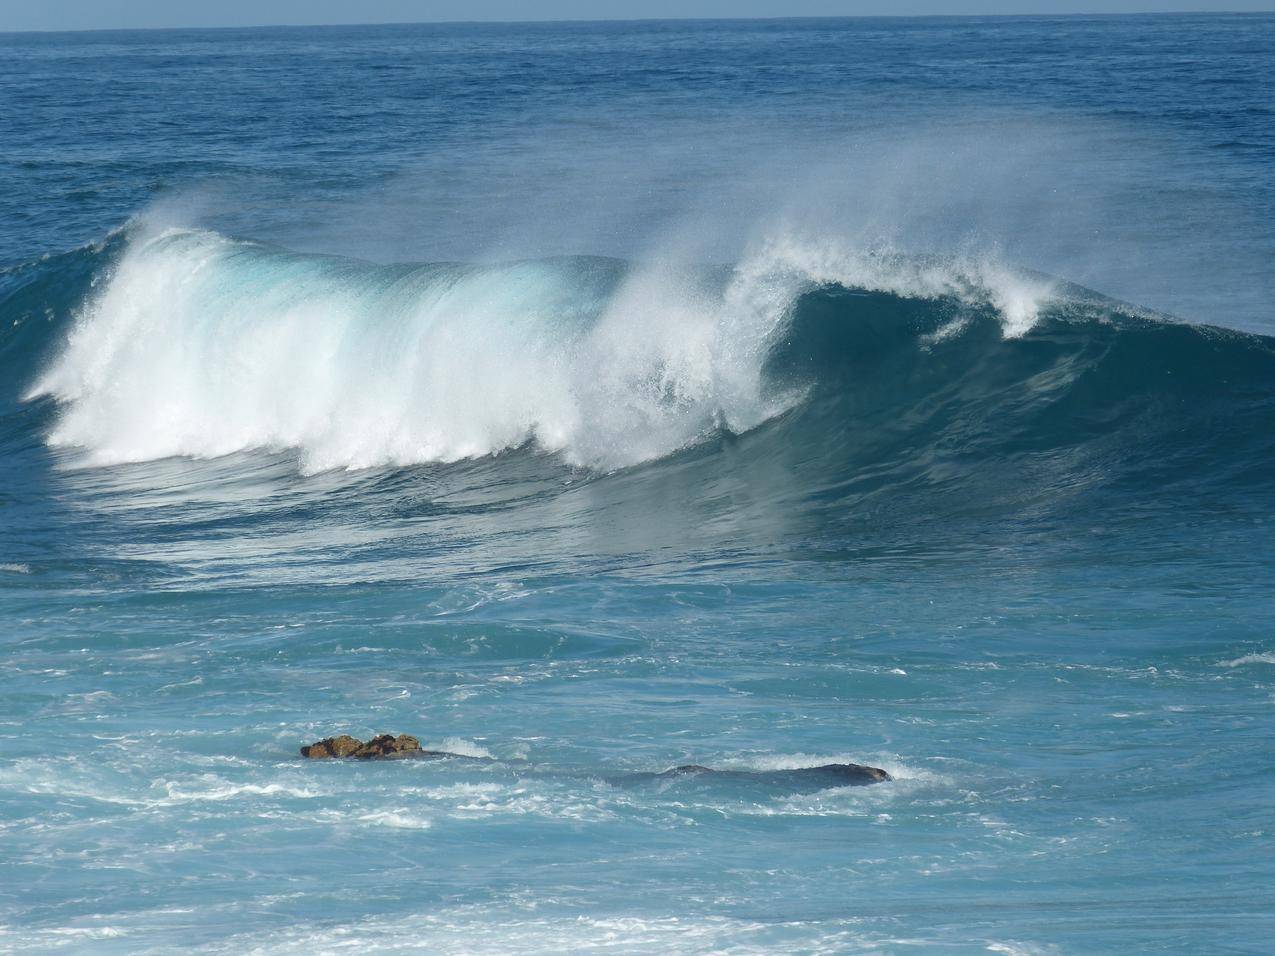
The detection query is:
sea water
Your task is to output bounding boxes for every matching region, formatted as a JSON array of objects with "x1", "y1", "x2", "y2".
[{"x1": 2, "y1": 15, "x2": 1274, "y2": 953}]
